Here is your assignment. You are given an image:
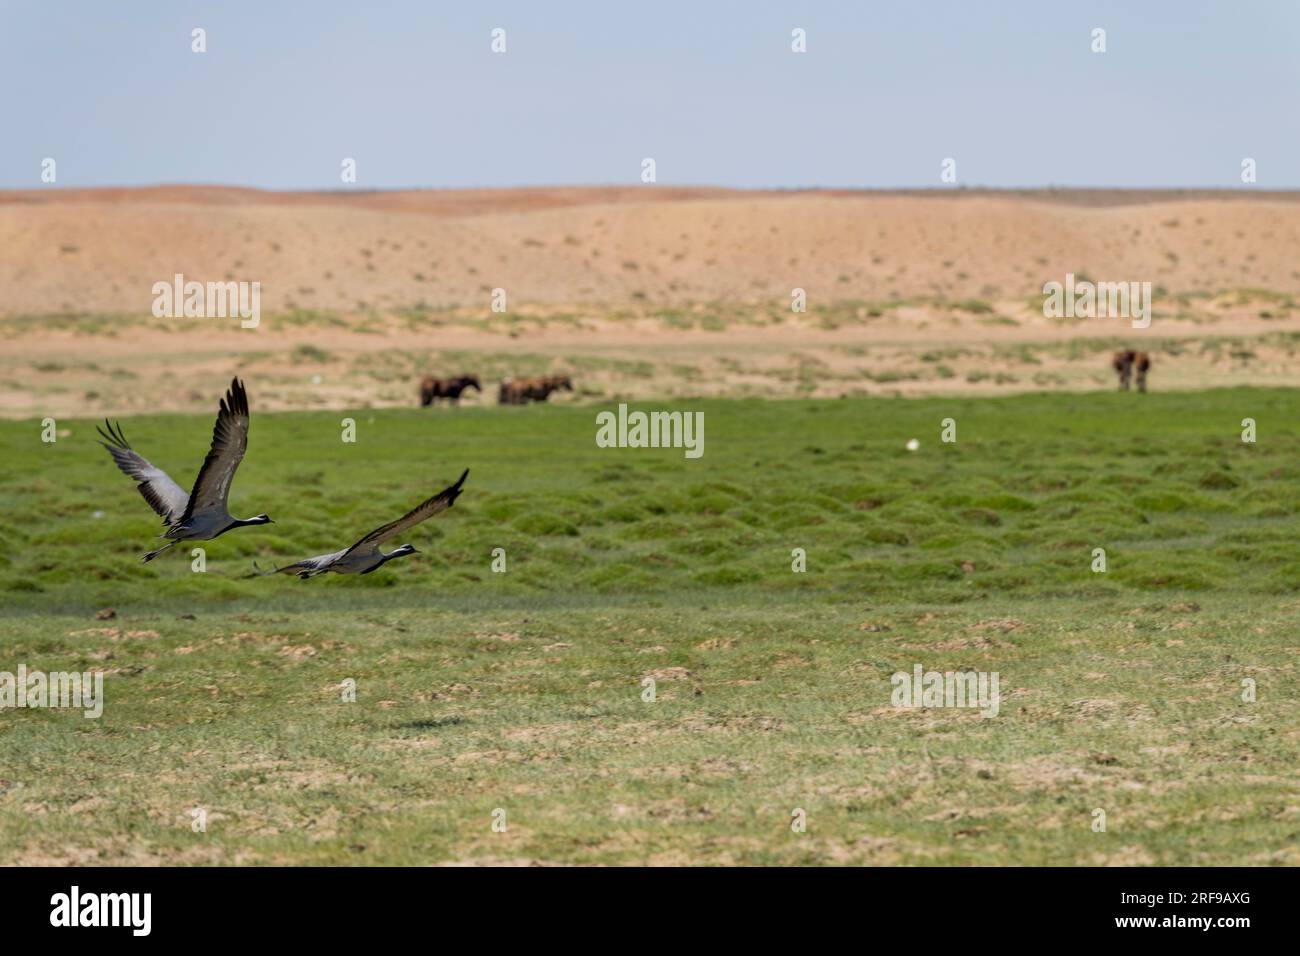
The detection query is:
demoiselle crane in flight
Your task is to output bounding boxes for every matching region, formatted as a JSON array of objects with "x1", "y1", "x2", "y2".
[
  {"x1": 253, "y1": 469, "x2": 468, "y2": 579},
  {"x1": 98, "y1": 377, "x2": 273, "y2": 562}
]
